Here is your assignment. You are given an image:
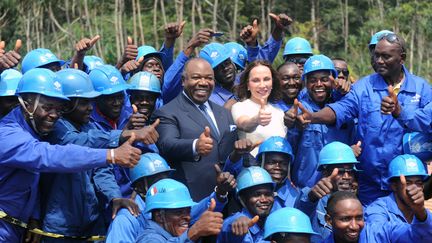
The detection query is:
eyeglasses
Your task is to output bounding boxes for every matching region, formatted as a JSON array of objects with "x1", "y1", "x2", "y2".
[
  {"x1": 377, "y1": 33, "x2": 405, "y2": 52},
  {"x1": 335, "y1": 68, "x2": 349, "y2": 77},
  {"x1": 285, "y1": 57, "x2": 308, "y2": 65}
]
